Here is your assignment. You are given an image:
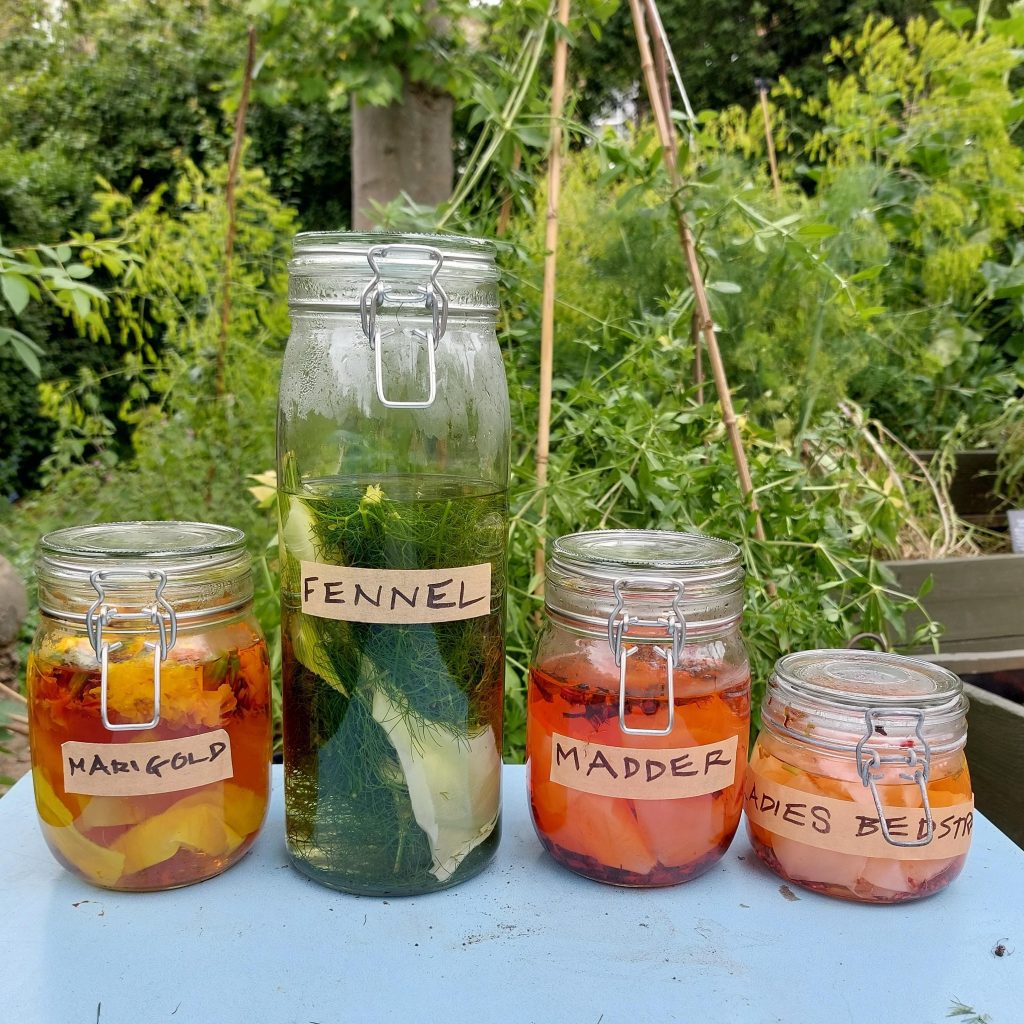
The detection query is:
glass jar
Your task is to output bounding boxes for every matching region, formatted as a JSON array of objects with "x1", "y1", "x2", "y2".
[
  {"x1": 27, "y1": 522, "x2": 272, "y2": 891},
  {"x1": 528, "y1": 530, "x2": 750, "y2": 886},
  {"x1": 745, "y1": 649, "x2": 973, "y2": 903},
  {"x1": 278, "y1": 232, "x2": 509, "y2": 895}
]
